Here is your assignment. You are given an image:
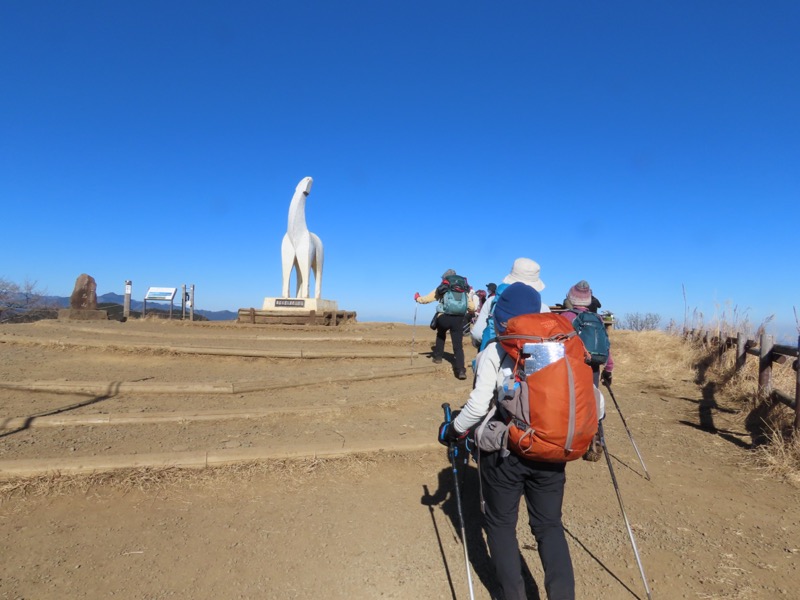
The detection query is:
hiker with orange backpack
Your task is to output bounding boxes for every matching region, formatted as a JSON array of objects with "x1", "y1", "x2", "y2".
[{"x1": 439, "y1": 282, "x2": 598, "y2": 600}]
